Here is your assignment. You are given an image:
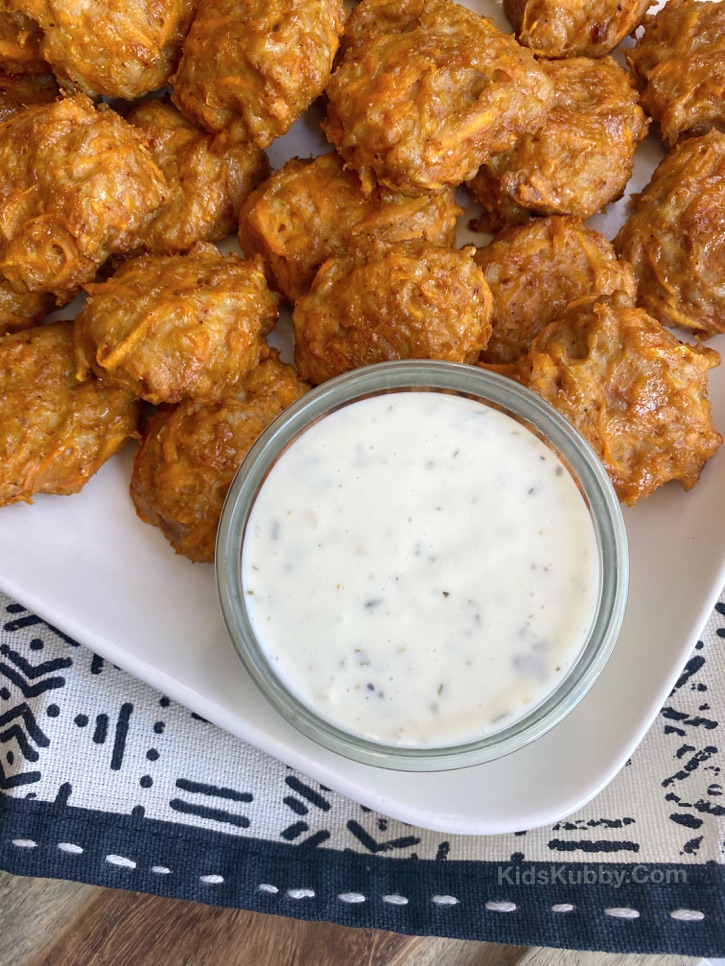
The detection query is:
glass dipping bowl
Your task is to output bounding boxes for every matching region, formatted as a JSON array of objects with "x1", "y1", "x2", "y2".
[{"x1": 216, "y1": 360, "x2": 629, "y2": 771}]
